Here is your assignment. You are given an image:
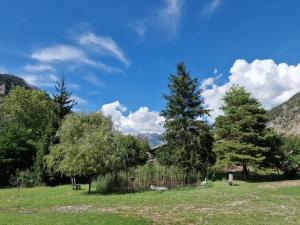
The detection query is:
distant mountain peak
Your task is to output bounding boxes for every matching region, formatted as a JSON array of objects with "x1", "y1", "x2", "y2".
[{"x1": 136, "y1": 132, "x2": 163, "y2": 148}]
